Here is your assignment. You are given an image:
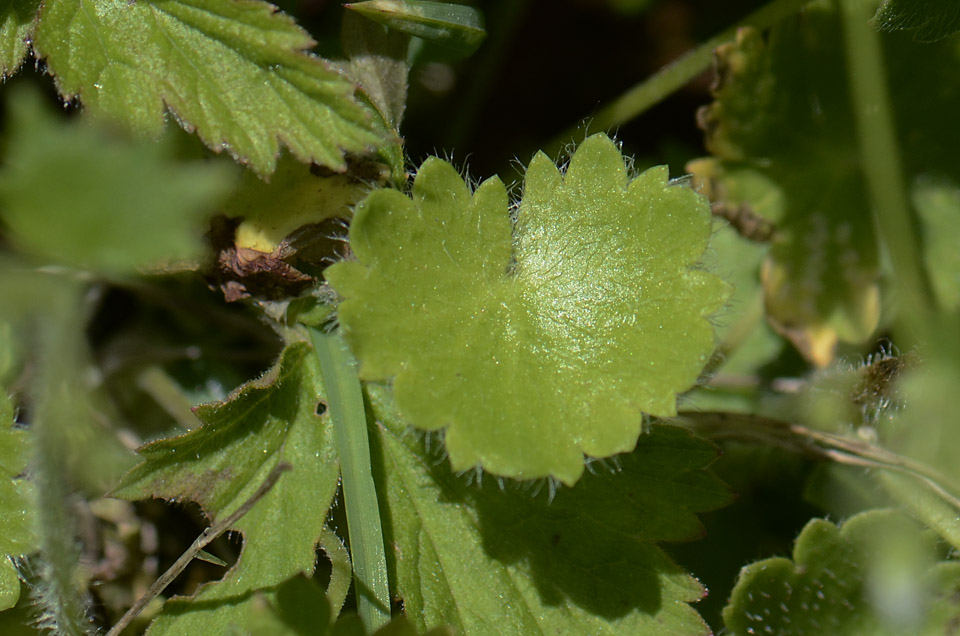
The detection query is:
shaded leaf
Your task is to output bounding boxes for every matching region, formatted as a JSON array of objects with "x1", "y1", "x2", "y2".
[
  {"x1": 696, "y1": 1, "x2": 960, "y2": 365},
  {"x1": 913, "y1": 177, "x2": 960, "y2": 312},
  {"x1": 341, "y1": 10, "x2": 410, "y2": 130},
  {"x1": 328, "y1": 134, "x2": 728, "y2": 485},
  {"x1": 346, "y1": 1, "x2": 485, "y2": 56},
  {"x1": 244, "y1": 574, "x2": 453, "y2": 636},
  {"x1": 0, "y1": 0, "x2": 40, "y2": 76},
  {"x1": 873, "y1": 0, "x2": 960, "y2": 42},
  {"x1": 0, "y1": 87, "x2": 235, "y2": 275},
  {"x1": 113, "y1": 340, "x2": 340, "y2": 633},
  {"x1": 368, "y1": 384, "x2": 730, "y2": 635},
  {"x1": 696, "y1": 9, "x2": 881, "y2": 366},
  {"x1": 33, "y1": 0, "x2": 386, "y2": 176},
  {"x1": 685, "y1": 160, "x2": 784, "y2": 410},
  {"x1": 244, "y1": 574, "x2": 333, "y2": 636},
  {"x1": 723, "y1": 509, "x2": 960, "y2": 635},
  {"x1": 0, "y1": 393, "x2": 36, "y2": 612},
  {"x1": 222, "y1": 154, "x2": 380, "y2": 255}
]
